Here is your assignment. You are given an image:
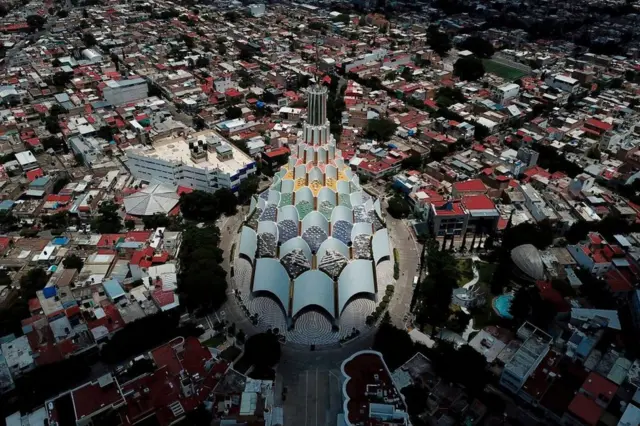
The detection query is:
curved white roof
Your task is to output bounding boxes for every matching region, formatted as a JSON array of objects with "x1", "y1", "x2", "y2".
[
  {"x1": 337, "y1": 181, "x2": 351, "y2": 194},
  {"x1": 296, "y1": 144, "x2": 305, "y2": 158},
  {"x1": 351, "y1": 222, "x2": 373, "y2": 241},
  {"x1": 317, "y1": 187, "x2": 336, "y2": 205},
  {"x1": 326, "y1": 165, "x2": 338, "y2": 179},
  {"x1": 257, "y1": 221, "x2": 278, "y2": 238},
  {"x1": 249, "y1": 196, "x2": 258, "y2": 216},
  {"x1": 295, "y1": 164, "x2": 306, "y2": 178},
  {"x1": 350, "y1": 191, "x2": 364, "y2": 207},
  {"x1": 374, "y1": 199, "x2": 383, "y2": 222},
  {"x1": 278, "y1": 205, "x2": 299, "y2": 223},
  {"x1": 305, "y1": 146, "x2": 315, "y2": 163},
  {"x1": 511, "y1": 244, "x2": 545, "y2": 280},
  {"x1": 372, "y1": 229, "x2": 390, "y2": 265},
  {"x1": 257, "y1": 198, "x2": 267, "y2": 210},
  {"x1": 279, "y1": 237, "x2": 312, "y2": 262},
  {"x1": 281, "y1": 179, "x2": 294, "y2": 193},
  {"x1": 309, "y1": 166, "x2": 323, "y2": 183},
  {"x1": 268, "y1": 190, "x2": 281, "y2": 205},
  {"x1": 253, "y1": 258, "x2": 291, "y2": 315},
  {"x1": 331, "y1": 205, "x2": 353, "y2": 224},
  {"x1": 338, "y1": 260, "x2": 375, "y2": 313},
  {"x1": 317, "y1": 237, "x2": 349, "y2": 260},
  {"x1": 123, "y1": 184, "x2": 180, "y2": 216},
  {"x1": 302, "y1": 211, "x2": 329, "y2": 234},
  {"x1": 295, "y1": 187, "x2": 314, "y2": 204},
  {"x1": 317, "y1": 147, "x2": 327, "y2": 164},
  {"x1": 292, "y1": 270, "x2": 335, "y2": 318},
  {"x1": 239, "y1": 226, "x2": 257, "y2": 262}
]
